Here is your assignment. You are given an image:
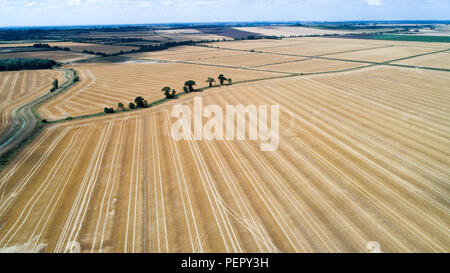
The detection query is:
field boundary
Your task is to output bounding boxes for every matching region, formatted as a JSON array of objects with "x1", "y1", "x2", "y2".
[
  {"x1": 2, "y1": 41, "x2": 448, "y2": 173},
  {"x1": 47, "y1": 63, "x2": 377, "y2": 125},
  {"x1": 0, "y1": 67, "x2": 78, "y2": 173},
  {"x1": 196, "y1": 44, "x2": 450, "y2": 71}
]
